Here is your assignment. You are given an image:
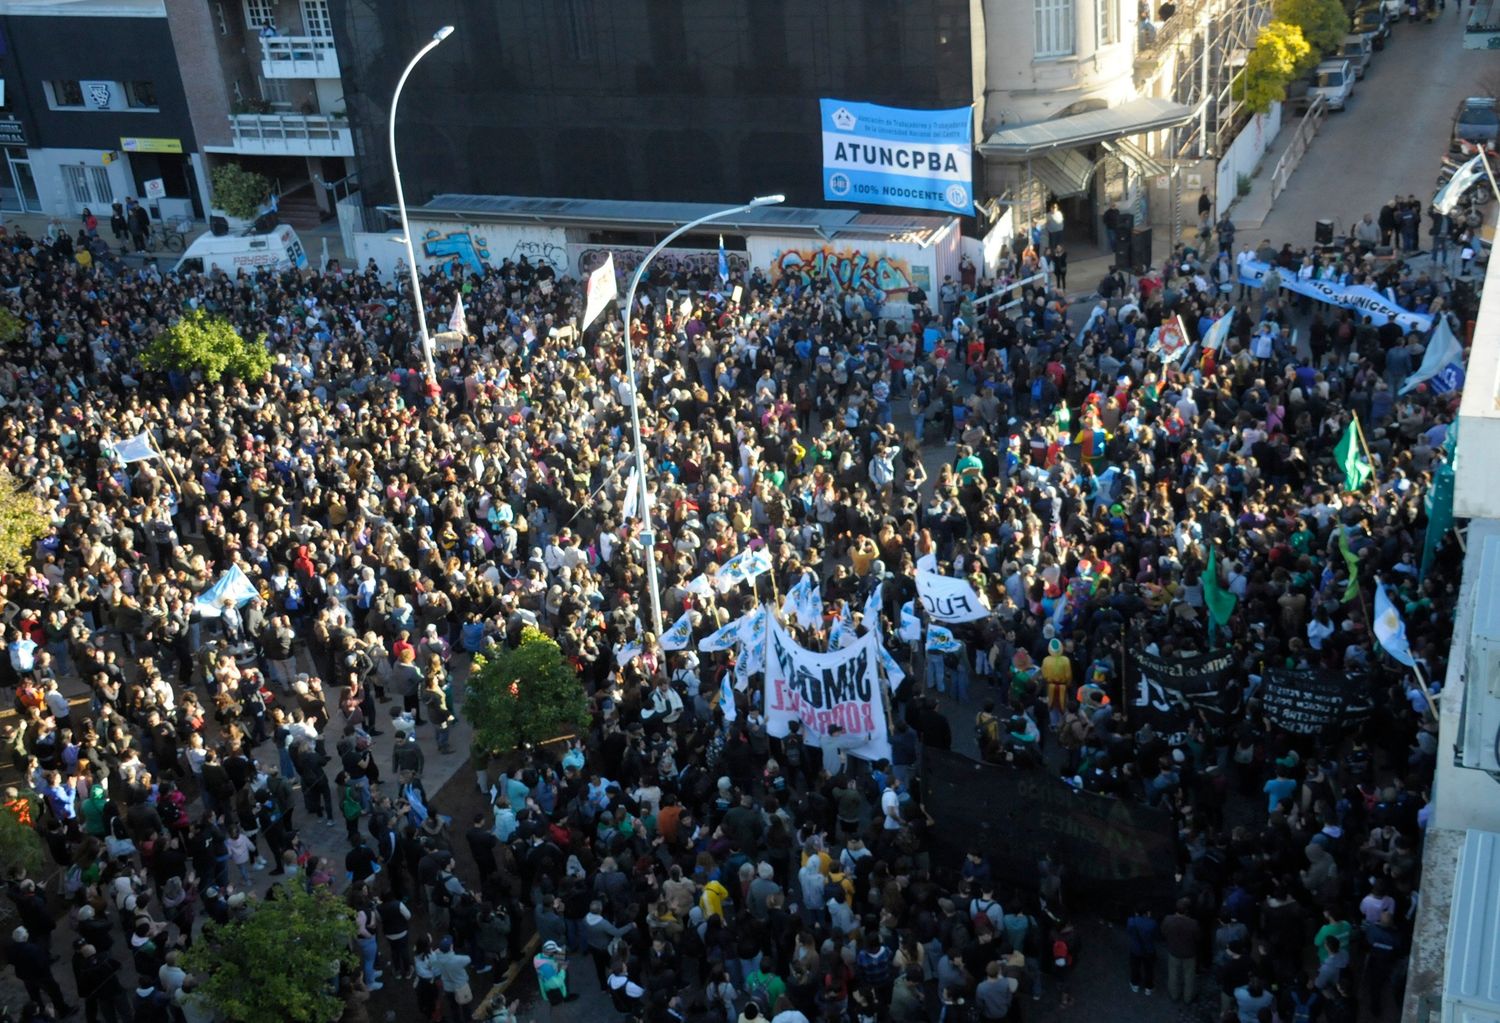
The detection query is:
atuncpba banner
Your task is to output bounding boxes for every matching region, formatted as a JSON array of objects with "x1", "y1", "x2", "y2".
[
  {"x1": 765, "y1": 618, "x2": 890, "y2": 762},
  {"x1": 820, "y1": 99, "x2": 974, "y2": 215}
]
